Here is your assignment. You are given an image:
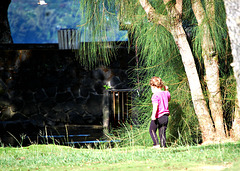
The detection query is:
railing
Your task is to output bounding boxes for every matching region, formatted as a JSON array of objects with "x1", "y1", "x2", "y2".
[{"x1": 109, "y1": 89, "x2": 133, "y2": 127}]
